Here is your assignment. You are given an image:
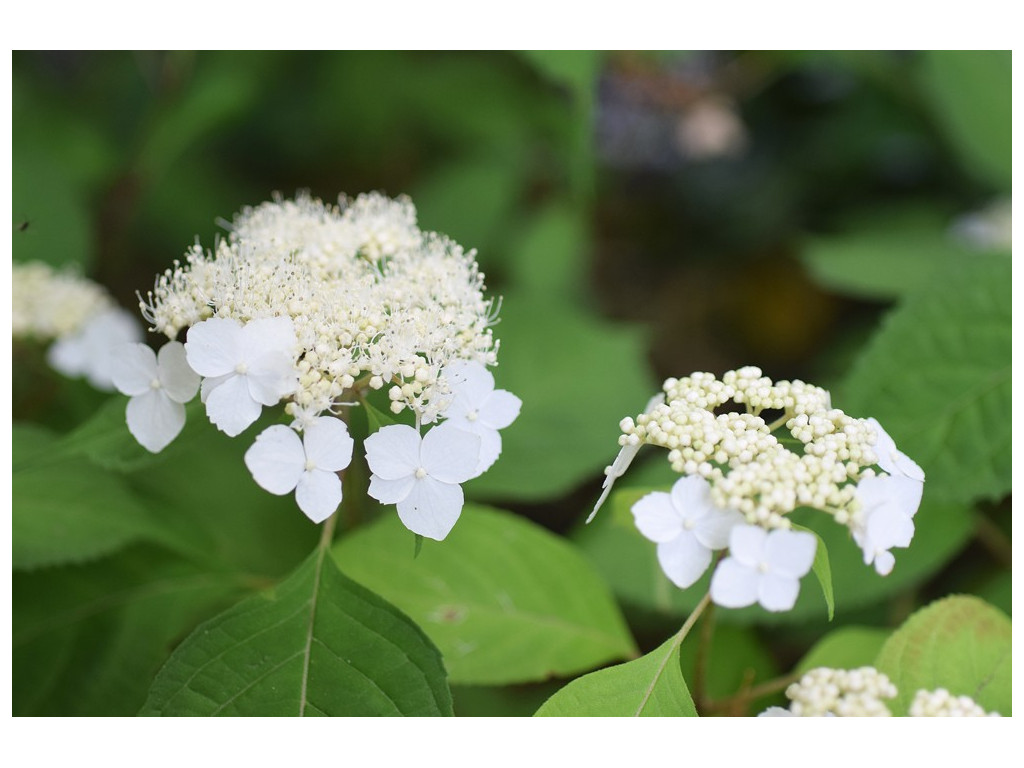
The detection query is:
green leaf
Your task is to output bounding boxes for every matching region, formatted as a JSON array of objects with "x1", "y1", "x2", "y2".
[
  {"x1": 678, "y1": 623, "x2": 781, "y2": 716},
  {"x1": 793, "y1": 523, "x2": 834, "y2": 621},
  {"x1": 919, "y1": 51, "x2": 1011, "y2": 190},
  {"x1": 51, "y1": 395, "x2": 159, "y2": 473},
  {"x1": 800, "y1": 205, "x2": 987, "y2": 300},
  {"x1": 13, "y1": 454, "x2": 165, "y2": 570},
  {"x1": 874, "y1": 595, "x2": 1011, "y2": 716},
  {"x1": 12, "y1": 546, "x2": 242, "y2": 715},
  {"x1": 333, "y1": 504, "x2": 637, "y2": 685},
  {"x1": 841, "y1": 254, "x2": 1011, "y2": 506},
  {"x1": 467, "y1": 294, "x2": 654, "y2": 501},
  {"x1": 535, "y1": 632, "x2": 698, "y2": 716},
  {"x1": 141, "y1": 546, "x2": 453, "y2": 716},
  {"x1": 795, "y1": 626, "x2": 891, "y2": 674},
  {"x1": 509, "y1": 204, "x2": 588, "y2": 299}
]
